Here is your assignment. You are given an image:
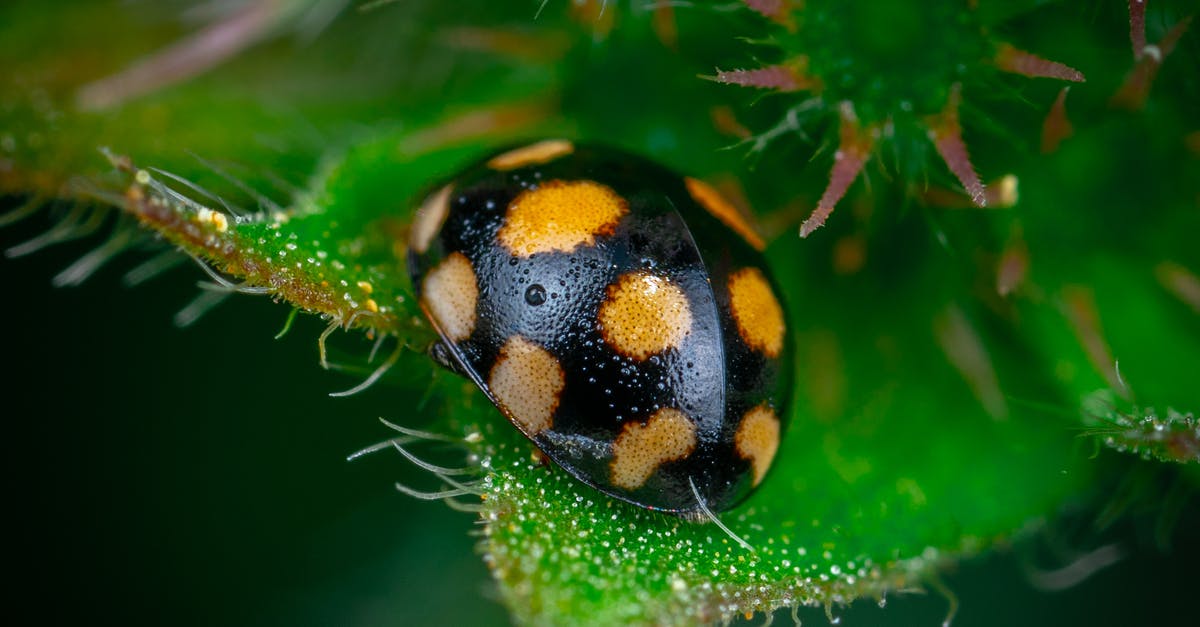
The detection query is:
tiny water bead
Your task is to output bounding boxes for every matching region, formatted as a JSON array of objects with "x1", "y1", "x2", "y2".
[{"x1": 525, "y1": 283, "x2": 547, "y2": 306}]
